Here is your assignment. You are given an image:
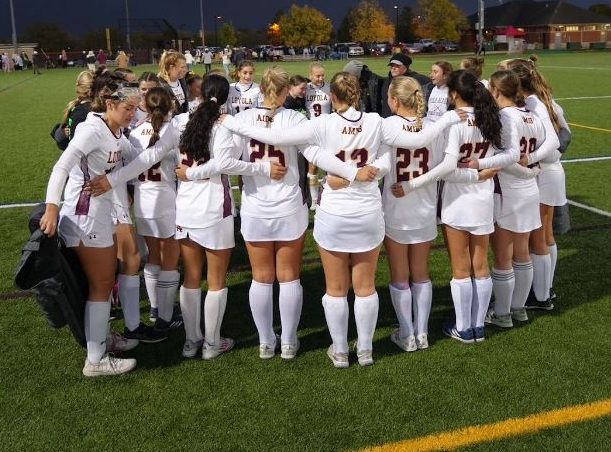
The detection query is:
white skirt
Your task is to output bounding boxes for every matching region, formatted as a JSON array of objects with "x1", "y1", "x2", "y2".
[
  {"x1": 494, "y1": 192, "x2": 541, "y2": 233},
  {"x1": 175, "y1": 216, "x2": 234, "y2": 250},
  {"x1": 314, "y1": 208, "x2": 384, "y2": 253},
  {"x1": 59, "y1": 215, "x2": 114, "y2": 248},
  {"x1": 537, "y1": 163, "x2": 567, "y2": 207},
  {"x1": 135, "y1": 214, "x2": 176, "y2": 239},
  {"x1": 111, "y1": 204, "x2": 133, "y2": 225},
  {"x1": 385, "y1": 222, "x2": 437, "y2": 245},
  {"x1": 446, "y1": 222, "x2": 494, "y2": 236},
  {"x1": 241, "y1": 206, "x2": 308, "y2": 242}
]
